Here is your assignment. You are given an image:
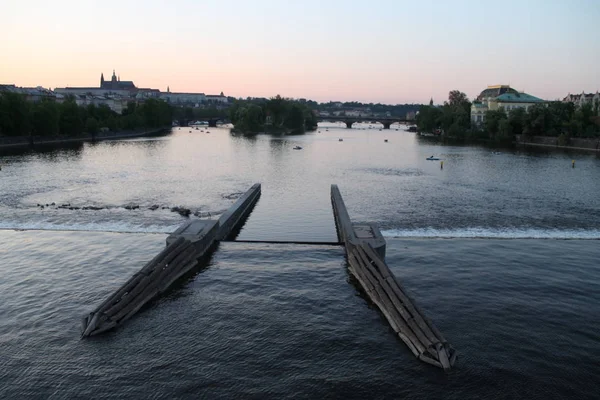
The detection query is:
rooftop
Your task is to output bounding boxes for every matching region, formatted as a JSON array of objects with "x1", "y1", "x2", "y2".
[
  {"x1": 495, "y1": 92, "x2": 544, "y2": 103},
  {"x1": 476, "y1": 85, "x2": 520, "y2": 101}
]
